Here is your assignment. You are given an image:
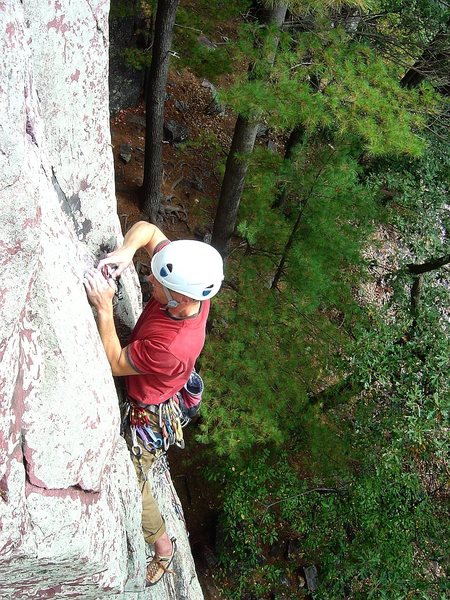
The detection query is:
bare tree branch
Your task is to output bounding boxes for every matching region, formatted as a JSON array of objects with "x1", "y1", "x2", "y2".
[{"x1": 407, "y1": 254, "x2": 450, "y2": 275}]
